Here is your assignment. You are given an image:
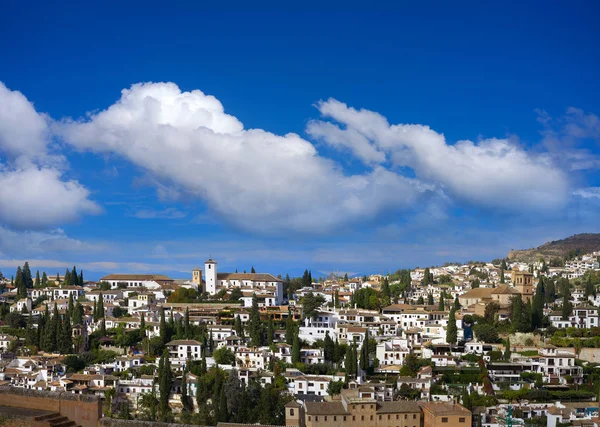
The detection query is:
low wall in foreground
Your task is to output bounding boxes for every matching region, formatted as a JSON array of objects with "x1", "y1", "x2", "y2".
[{"x1": 0, "y1": 386, "x2": 102, "y2": 427}]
